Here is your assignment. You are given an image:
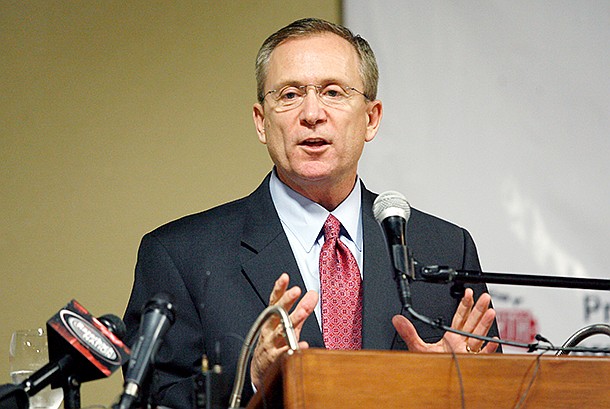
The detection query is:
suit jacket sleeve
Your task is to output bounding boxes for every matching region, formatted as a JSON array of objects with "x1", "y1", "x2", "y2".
[
  {"x1": 122, "y1": 176, "x2": 290, "y2": 408},
  {"x1": 123, "y1": 232, "x2": 205, "y2": 408}
]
